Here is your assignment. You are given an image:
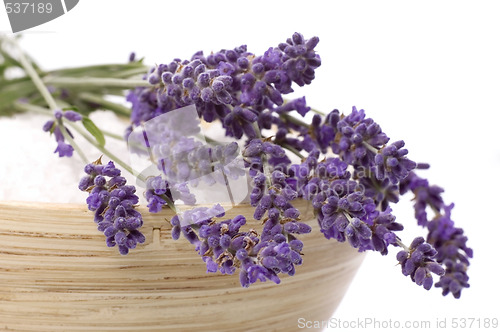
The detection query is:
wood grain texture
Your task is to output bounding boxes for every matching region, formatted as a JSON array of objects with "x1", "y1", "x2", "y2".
[{"x1": 0, "y1": 200, "x2": 365, "y2": 332}]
